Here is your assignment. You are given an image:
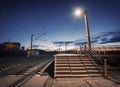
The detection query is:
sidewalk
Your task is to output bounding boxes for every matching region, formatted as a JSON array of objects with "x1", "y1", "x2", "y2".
[{"x1": 53, "y1": 77, "x2": 119, "y2": 87}]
